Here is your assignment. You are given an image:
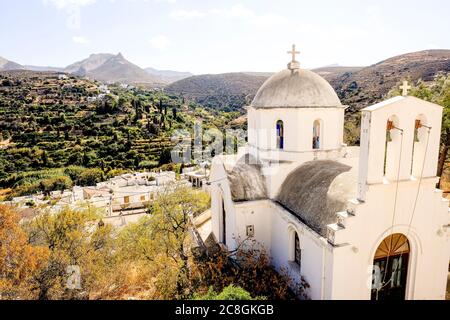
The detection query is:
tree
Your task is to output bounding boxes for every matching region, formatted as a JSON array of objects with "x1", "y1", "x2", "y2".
[
  {"x1": 111, "y1": 188, "x2": 209, "y2": 299},
  {"x1": 42, "y1": 150, "x2": 49, "y2": 166},
  {"x1": 158, "y1": 148, "x2": 172, "y2": 166},
  {"x1": 78, "y1": 168, "x2": 104, "y2": 186},
  {"x1": 0, "y1": 205, "x2": 49, "y2": 299},
  {"x1": 64, "y1": 166, "x2": 85, "y2": 182},
  {"x1": 172, "y1": 107, "x2": 177, "y2": 119},
  {"x1": 25, "y1": 207, "x2": 115, "y2": 300},
  {"x1": 151, "y1": 187, "x2": 210, "y2": 298},
  {"x1": 39, "y1": 176, "x2": 73, "y2": 196}
]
